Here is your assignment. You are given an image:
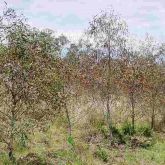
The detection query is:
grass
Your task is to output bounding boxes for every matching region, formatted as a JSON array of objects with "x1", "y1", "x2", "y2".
[
  {"x1": 0, "y1": 115, "x2": 165, "y2": 165},
  {"x1": 124, "y1": 141, "x2": 165, "y2": 165}
]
